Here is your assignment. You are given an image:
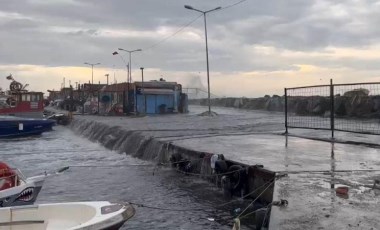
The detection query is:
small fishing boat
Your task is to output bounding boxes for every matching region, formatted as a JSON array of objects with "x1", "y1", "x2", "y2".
[
  {"x1": 0, "y1": 116, "x2": 55, "y2": 138},
  {"x1": 0, "y1": 74, "x2": 45, "y2": 118},
  {"x1": 0, "y1": 162, "x2": 69, "y2": 207},
  {"x1": 0, "y1": 201, "x2": 135, "y2": 229}
]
